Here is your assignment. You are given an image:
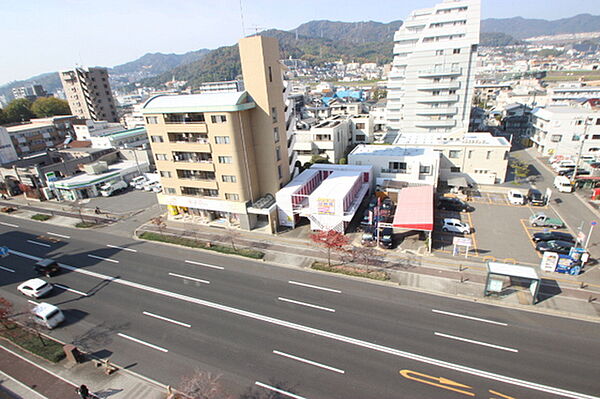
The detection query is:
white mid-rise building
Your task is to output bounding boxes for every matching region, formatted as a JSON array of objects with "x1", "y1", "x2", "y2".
[{"x1": 386, "y1": 0, "x2": 480, "y2": 134}]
